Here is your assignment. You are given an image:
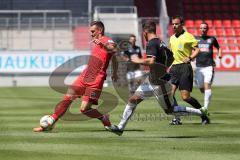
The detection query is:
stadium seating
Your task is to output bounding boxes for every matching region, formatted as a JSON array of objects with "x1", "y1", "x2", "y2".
[
  {"x1": 235, "y1": 29, "x2": 240, "y2": 36},
  {"x1": 187, "y1": 28, "x2": 197, "y2": 35},
  {"x1": 225, "y1": 28, "x2": 234, "y2": 37},
  {"x1": 215, "y1": 28, "x2": 225, "y2": 37},
  {"x1": 223, "y1": 20, "x2": 232, "y2": 28},
  {"x1": 185, "y1": 20, "x2": 194, "y2": 27},
  {"x1": 232, "y1": 20, "x2": 240, "y2": 28},
  {"x1": 213, "y1": 20, "x2": 222, "y2": 28},
  {"x1": 181, "y1": 0, "x2": 240, "y2": 53}
]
